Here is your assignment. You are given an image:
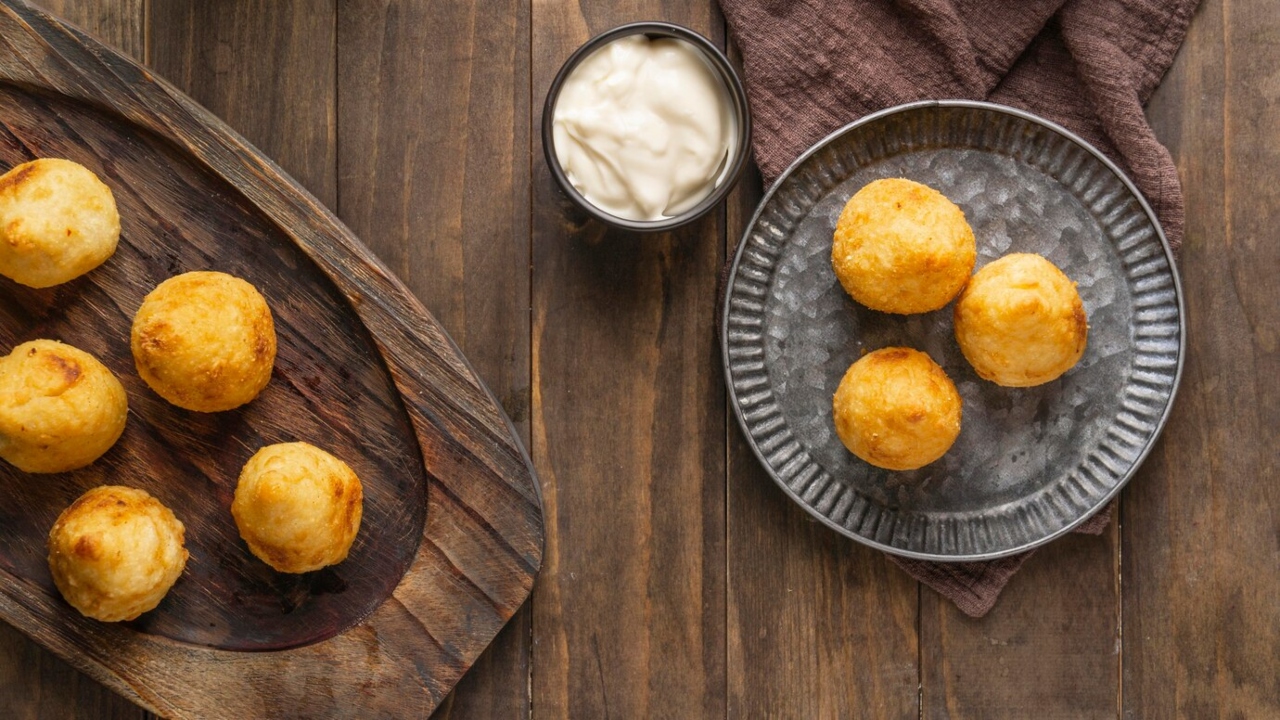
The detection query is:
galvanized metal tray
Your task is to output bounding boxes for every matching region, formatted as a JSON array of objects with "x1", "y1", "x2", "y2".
[{"x1": 722, "y1": 100, "x2": 1184, "y2": 561}]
